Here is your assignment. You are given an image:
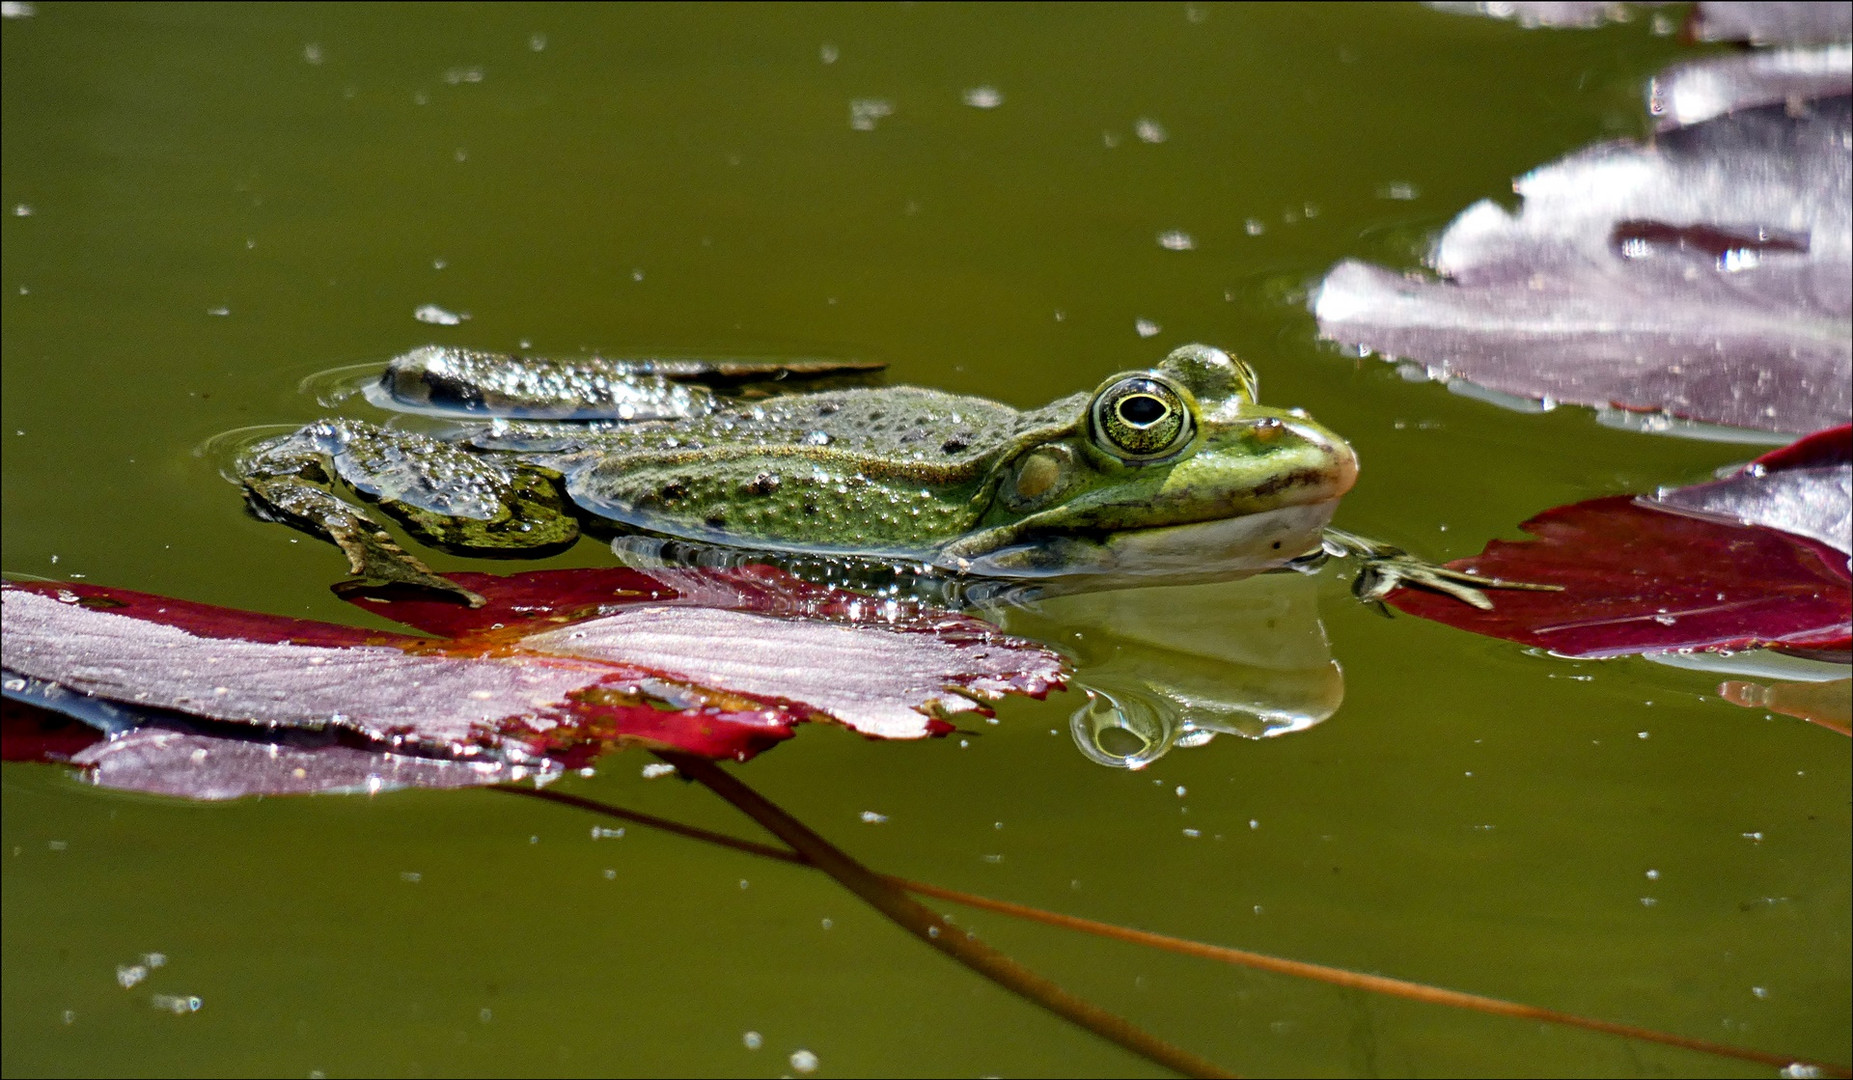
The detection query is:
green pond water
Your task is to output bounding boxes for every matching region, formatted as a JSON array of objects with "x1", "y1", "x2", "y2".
[{"x1": 3, "y1": 4, "x2": 1847, "y2": 1076}]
